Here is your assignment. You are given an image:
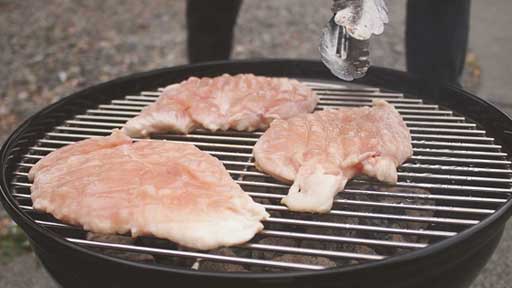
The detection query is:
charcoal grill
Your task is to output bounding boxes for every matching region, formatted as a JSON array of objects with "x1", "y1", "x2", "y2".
[{"x1": 1, "y1": 60, "x2": 512, "y2": 288}]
